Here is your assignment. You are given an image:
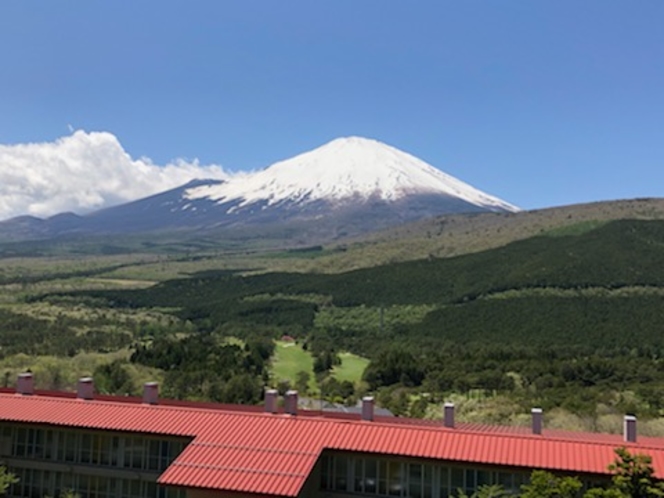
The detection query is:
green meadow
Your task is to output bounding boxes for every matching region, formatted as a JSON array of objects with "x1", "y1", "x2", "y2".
[
  {"x1": 332, "y1": 352, "x2": 370, "y2": 385},
  {"x1": 270, "y1": 340, "x2": 368, "y2": 395},
  {"x1": 271, "y1": 340, "x2": 315, "y2": 389}
]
